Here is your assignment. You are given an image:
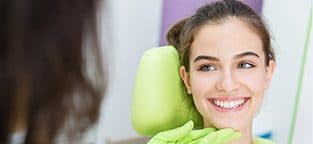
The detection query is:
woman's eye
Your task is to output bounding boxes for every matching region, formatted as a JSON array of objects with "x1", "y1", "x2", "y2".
[
  {"x1": 238, "y1": 62, "x2": 255, "y2": 69},
  {"x1": 198, "y1": 64, "x2": 217, "y2": 71}
]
